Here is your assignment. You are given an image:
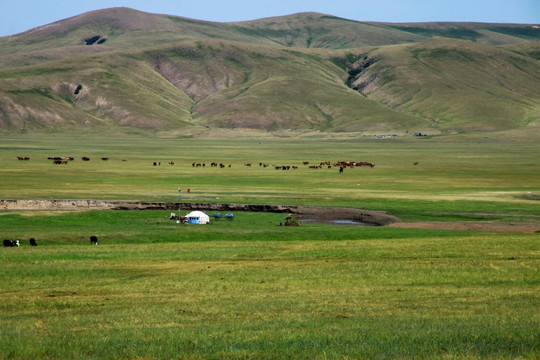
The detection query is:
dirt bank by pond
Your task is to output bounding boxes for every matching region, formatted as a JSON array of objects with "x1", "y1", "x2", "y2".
[{"x1": 0, "y1": 200, "x2": 399, "y2": 226}]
